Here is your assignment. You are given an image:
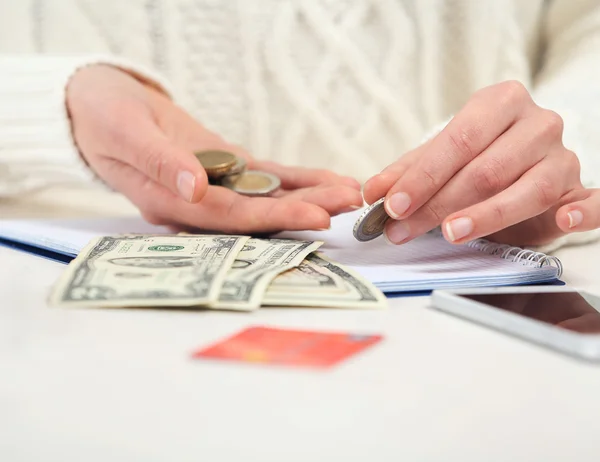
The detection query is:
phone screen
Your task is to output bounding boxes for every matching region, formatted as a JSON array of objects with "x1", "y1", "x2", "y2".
[{"x1": 458, "y1": 291, "x2": 600, "y2": 334}]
